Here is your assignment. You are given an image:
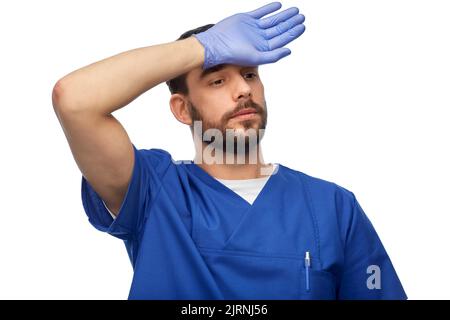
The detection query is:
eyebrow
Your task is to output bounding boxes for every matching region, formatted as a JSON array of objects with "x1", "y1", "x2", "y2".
[
  {"x1": 199, "y1": 64, "x2": 228, "y2": 80},
  {"x1": 199, "y1": 64, "x2": 258, "y2": 80}
]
